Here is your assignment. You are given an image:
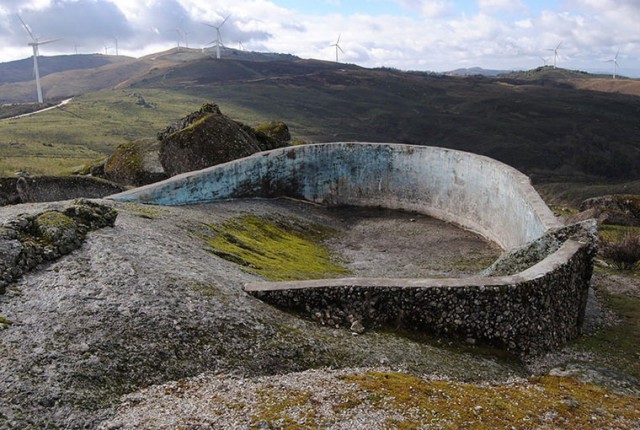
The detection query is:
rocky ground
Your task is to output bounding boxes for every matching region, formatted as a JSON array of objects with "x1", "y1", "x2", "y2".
[{"x1": 0, "y1": 198, "x2": 638, "y2": 429}]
